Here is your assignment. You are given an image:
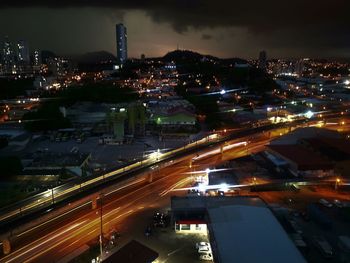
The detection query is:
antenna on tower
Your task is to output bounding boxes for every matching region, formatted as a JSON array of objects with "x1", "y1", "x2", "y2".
[{"x1": 176, "y1": 43, "x2": 179, "y2": 50}]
